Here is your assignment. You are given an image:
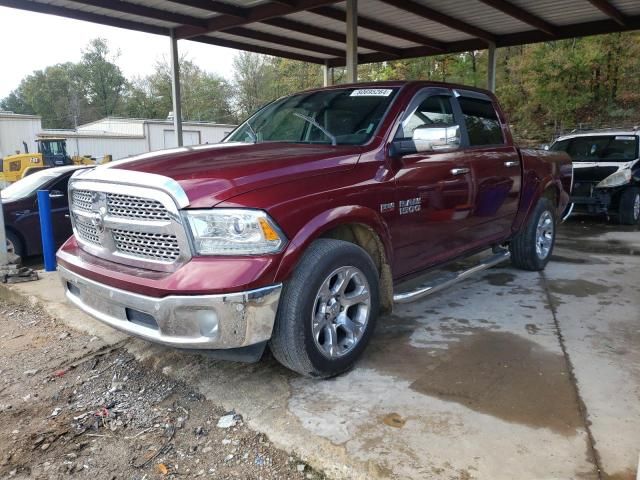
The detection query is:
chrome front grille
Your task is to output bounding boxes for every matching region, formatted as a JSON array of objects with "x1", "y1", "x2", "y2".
[
  {"x1": 112, "y1": 229, "x2": 180, "y2": 261},
  {"x1": 107, "y1": 193, "x2": 171, "y2": 221},
  {"x1": 72, "y1": 190, "x2": 93, "y2": 213},
  {"x1": 75, "y1": 217, "x2": 101, "y2": 245},
  {"x1": 68, "y1": 171, "x2": 192, "y2": 272}
]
